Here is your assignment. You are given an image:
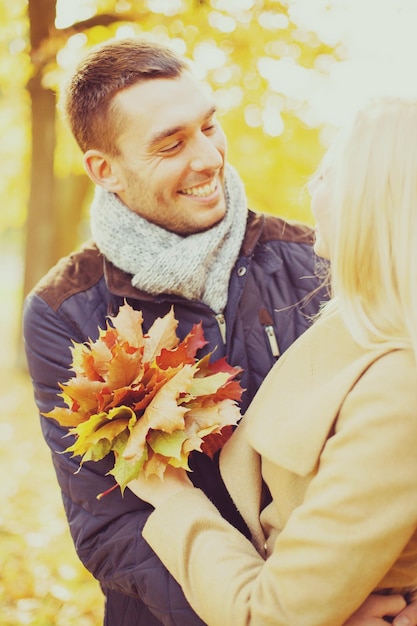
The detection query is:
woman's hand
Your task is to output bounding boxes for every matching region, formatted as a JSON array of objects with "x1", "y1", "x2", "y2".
[
  {"x1": 344, "y1": 593, "x2": 417, "y2": 626},
  {"x1": 127, "y1": 464, "x2": 193, "y2": 508}
]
